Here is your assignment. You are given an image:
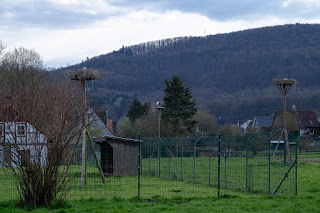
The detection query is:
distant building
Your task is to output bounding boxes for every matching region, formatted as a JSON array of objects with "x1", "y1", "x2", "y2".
[
  {"x1": 0, "y1": 105, "x2": 47, "y2": 168},
  {"x1": 87, "y1": 108, "x2": 114, "y2": 137},
  {"x1": 271, "y1": 105, "x2": 320, "y2": 136},
  {"x1": 239, "y1": 119, "x2": 252, "y2": 132},
  {"x1": 252, "y1": 115, "x2": 274, "y2": 130},
  {"x1": 217, "y1": 116, "x2": 231, "y2": 127}
]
